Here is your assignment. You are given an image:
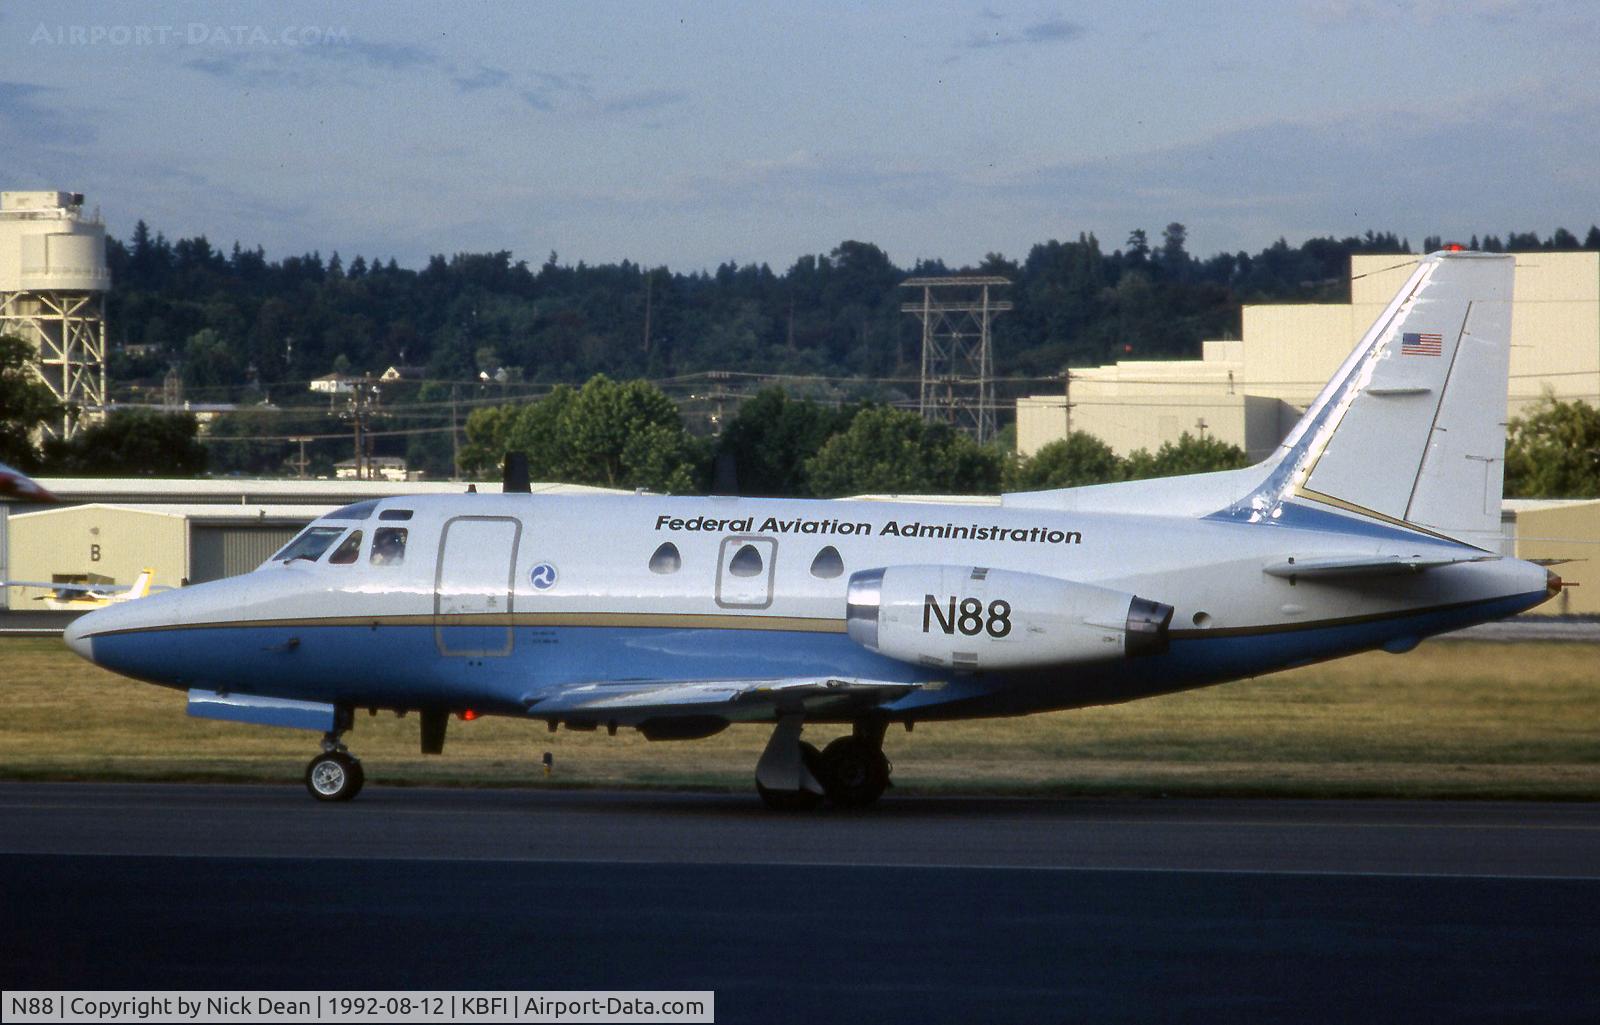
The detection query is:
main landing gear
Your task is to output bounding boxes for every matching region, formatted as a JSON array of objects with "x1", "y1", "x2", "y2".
[
  {"x1": 305, "y1": 730, "x2": 364, "y2": 802},
  {"x1": 755, "y1": 714, "x2": 891, "y2": 810}
]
